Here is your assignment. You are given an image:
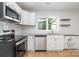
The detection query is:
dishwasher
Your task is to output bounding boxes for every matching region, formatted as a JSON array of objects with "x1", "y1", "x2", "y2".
[{"x1": 35, "y1": 35, "x2": 46, "y2": 51}]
